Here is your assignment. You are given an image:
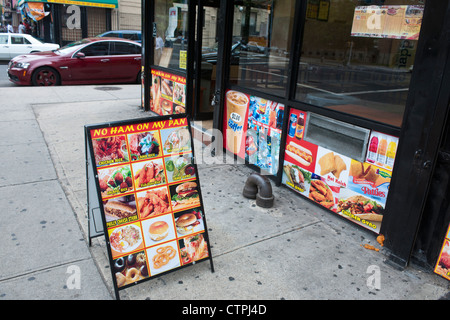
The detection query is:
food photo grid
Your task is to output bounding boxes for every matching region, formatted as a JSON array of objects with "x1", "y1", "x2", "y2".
[
  {"x1": 282, "y1": 108, "x2": 398, "y2": 234},
  {"x1": 88, "y1": 117, "x2": 211, "y2": 289},
  {"x1": 150, "y1": 69, "x2": 186, "y2": 116},
  {"x1": 435, "y1": 224, "x2": 450, "y2": 280}
]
